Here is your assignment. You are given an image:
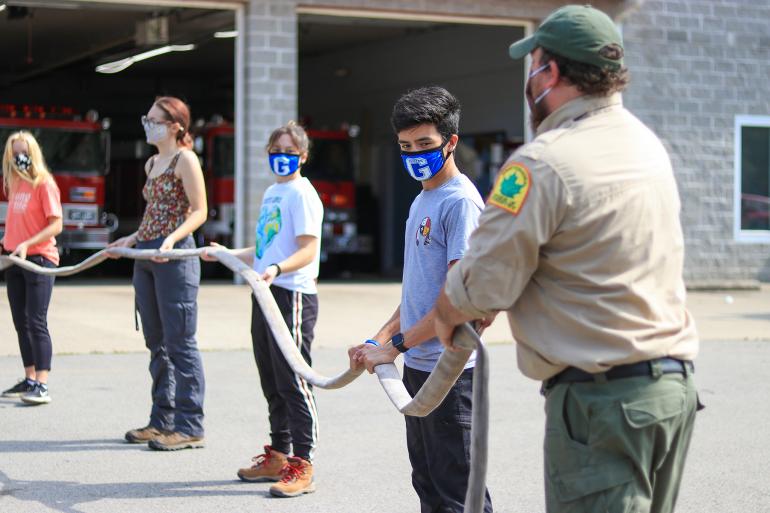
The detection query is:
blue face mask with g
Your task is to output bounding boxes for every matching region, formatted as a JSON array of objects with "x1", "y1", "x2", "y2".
[
  {"x1": 268, "y1": 153, "x2": 301, "y2": 177},
  {"x1": 400, "y1": 139, "x2": 451, "y2": 182}
]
